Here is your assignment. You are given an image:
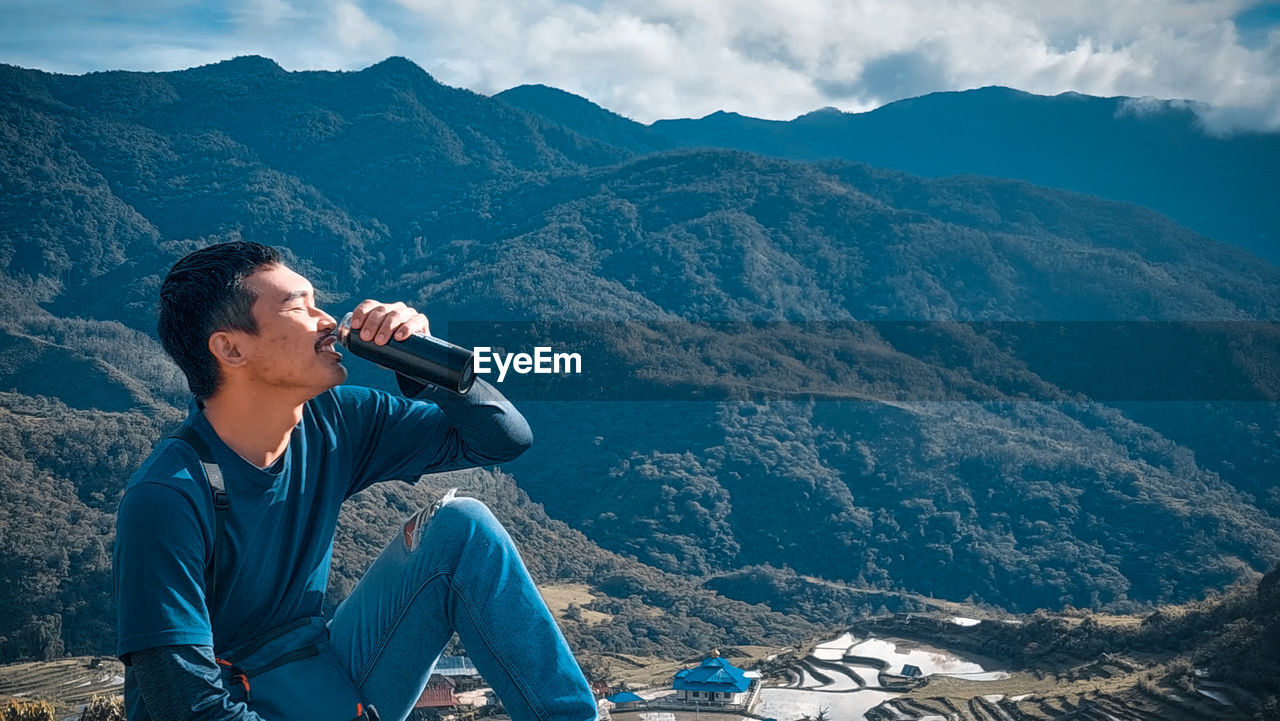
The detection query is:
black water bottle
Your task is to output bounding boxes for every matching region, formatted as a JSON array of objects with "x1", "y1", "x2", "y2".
[{"x1": 335, "y1": 312, "x2": 476, "y2": 394}]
